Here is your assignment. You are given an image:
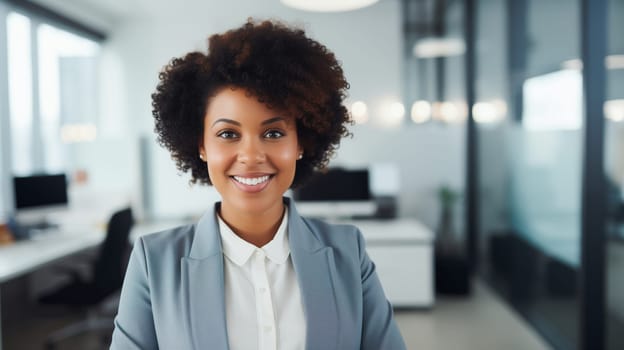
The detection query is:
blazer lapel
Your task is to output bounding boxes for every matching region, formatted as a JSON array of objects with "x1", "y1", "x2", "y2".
[
  {"x1": 181, "y1": 206, "x2": 229, "y2": 350},
  {"x1": 287, "y1": 199, "x2": 340, "y2": 350}
]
